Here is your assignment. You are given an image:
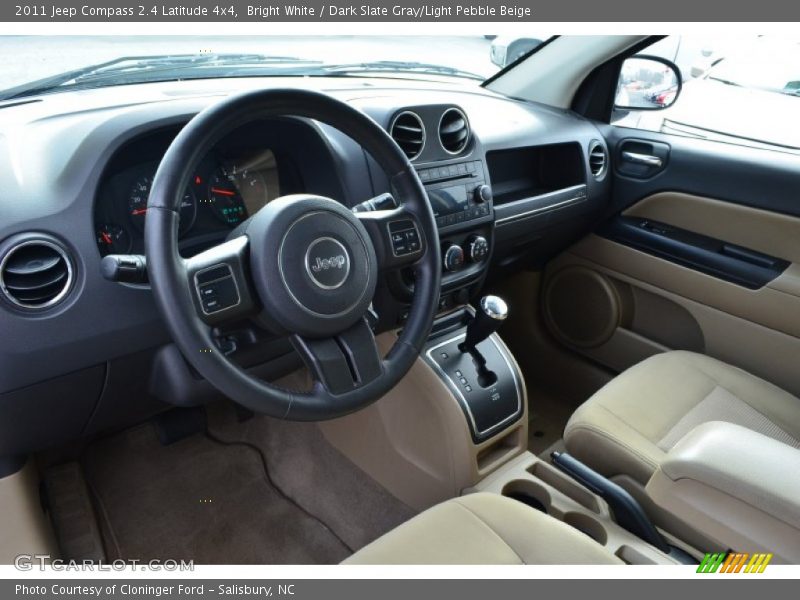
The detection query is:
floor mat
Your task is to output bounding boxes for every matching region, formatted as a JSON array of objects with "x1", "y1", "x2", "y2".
[
  {"x1": 82, "y1": 424, "x2": 351, "y2": 564},
  {"x1": 206, "y1": 401, "x2": 416, "y2": 553}
]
